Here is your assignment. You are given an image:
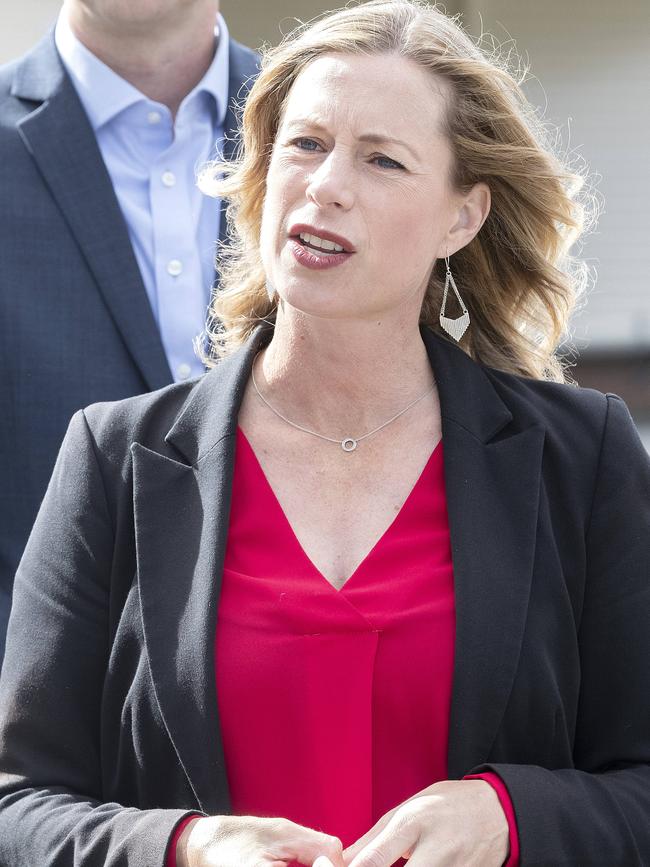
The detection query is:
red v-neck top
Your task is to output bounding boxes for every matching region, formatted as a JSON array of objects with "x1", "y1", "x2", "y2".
[{"x1": 167, "y1": 427, "x2": 519, "y2": 866}]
